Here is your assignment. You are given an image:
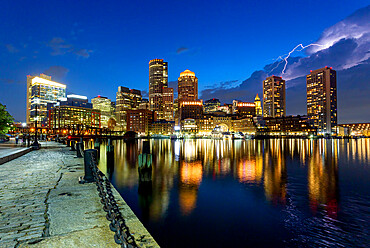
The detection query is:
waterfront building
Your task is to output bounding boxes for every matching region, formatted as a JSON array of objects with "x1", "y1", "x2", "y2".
[
  {"x1": 263, "y1": 76, "x2": 286, "y2": 118},
  {"x1": 197, "y1": 114, "x2": 215, "y2": 134},
  {"x1": 181, "y1": 118, "x2": 198, "y2": 134},
  {"x1": 232, "y1": 100, "x2": 256, "y2": 117},
  {"x1": 231, "y1": 117, "x2": 256, "y2": 133},
  {"x1": 254, "y1": 94, "x2": 262, "y2": 117},
  {"x1": 150, "y1": 120, "x2": 175, "y2": 135},
  {"x1": 178, "y1": 70, "x2": 198, "y2": 101},
  {"x1": 48, "y1": 95, "x2": 100, "y2": 131},
  {"x1": 179, "y1": 100, "x2": 203, "y2": 120},
  {"x1": 26, "y1": 74, "x2": 66, "y2": 127},
  {"x1": 306, "y1": 67, "x2": 337, "y2": 134},
  {"x1": 204, "y1": 98, "x2": 221, "y2": 113},
  {"x1": 163, "y1": 87, "x2": 174, "y2": 121},
  {"x1": 149, "y1": 59, "x2": 168, "y2": 119},
  {"x1": 126, "y1": 109, "x2": 156, "y2": 135},
  {"x1": 115, "y1": 86, "x2": 142, "y2": 130},
  {"x1": 91, "y1": 96, "x2": 115, "y2": 128},
  {"x1": 338, "y1": 123, "x2": 370, "y2": 136},
  {"x1": 263, "y1": 115, "x2": 316, "y2": 135}
]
